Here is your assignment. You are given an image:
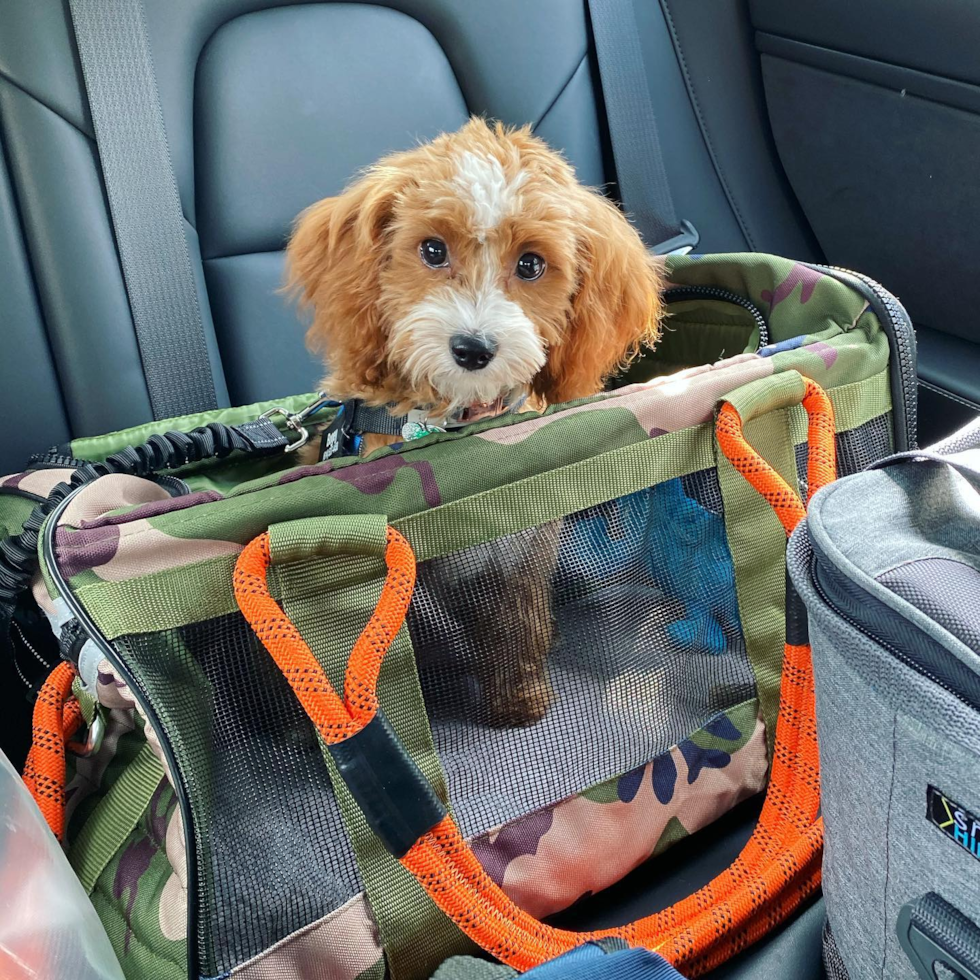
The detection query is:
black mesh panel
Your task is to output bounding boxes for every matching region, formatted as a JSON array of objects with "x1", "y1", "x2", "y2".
[
  {"x1": 115, "y1": 616, "x2": 362, "y2": 976},
  {"x1": 796, "y1": 412, "x2": 893, "y2": 498}
]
